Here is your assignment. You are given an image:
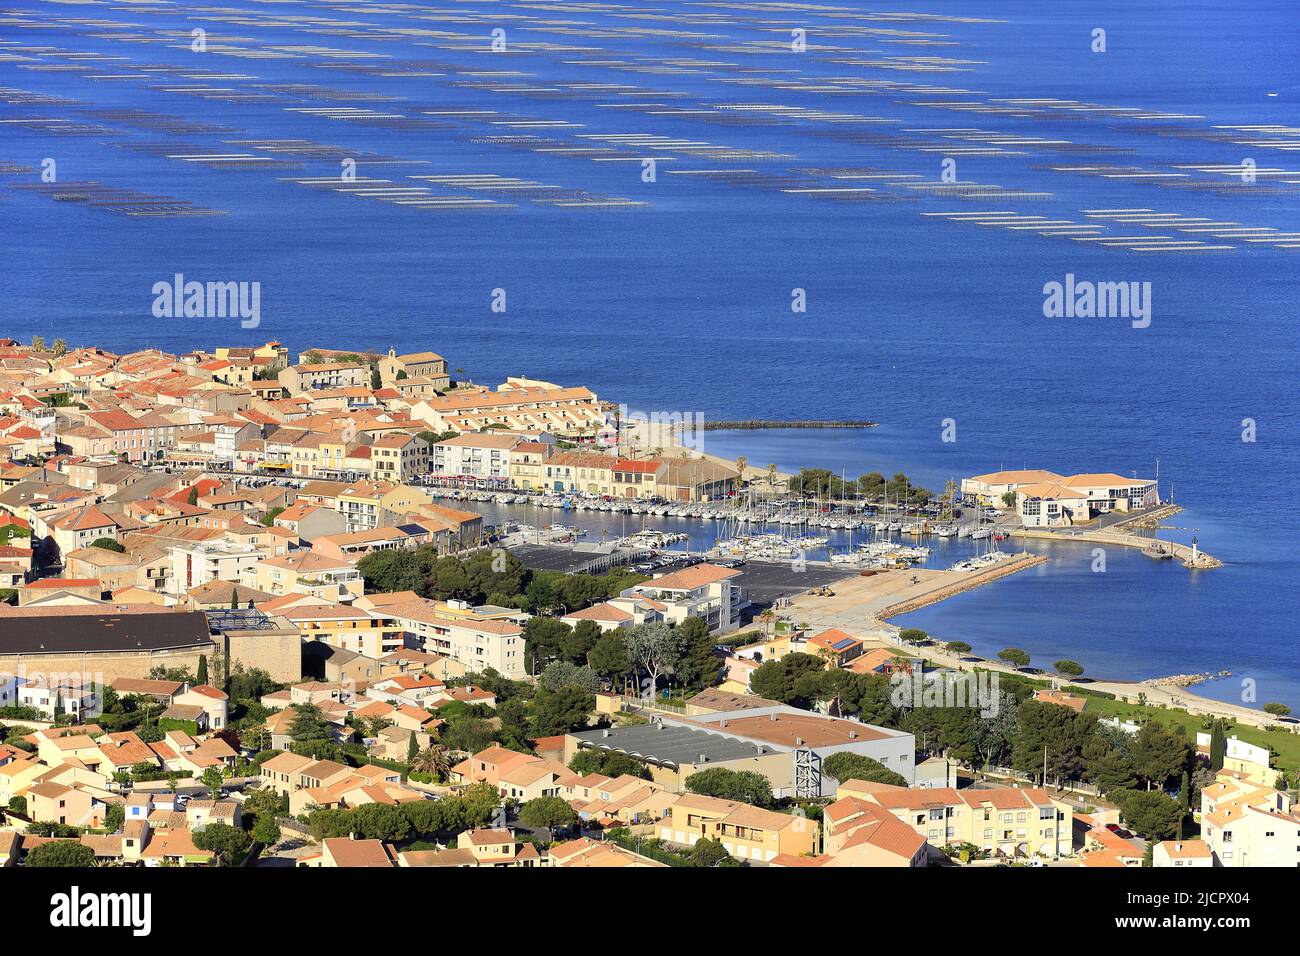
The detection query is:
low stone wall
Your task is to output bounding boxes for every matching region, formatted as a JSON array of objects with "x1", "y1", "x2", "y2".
[{"x1": 0, "y1": 644, "x2": 216, "y2": 685}]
